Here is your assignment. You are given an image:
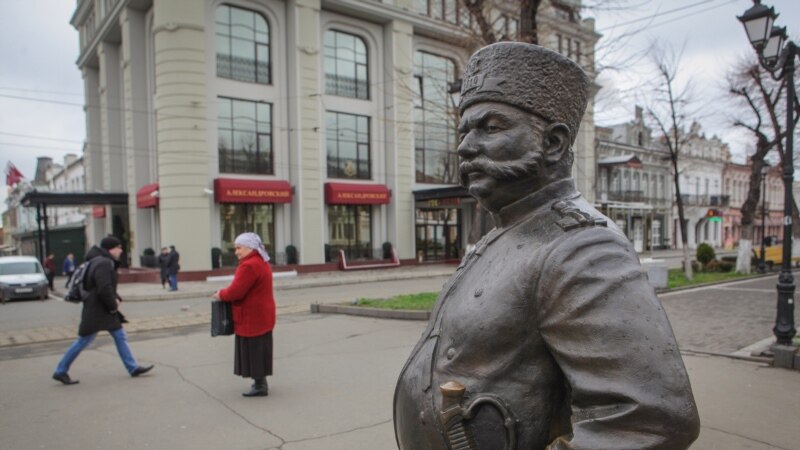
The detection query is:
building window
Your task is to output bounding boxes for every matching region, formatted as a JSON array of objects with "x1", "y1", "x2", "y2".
[
  {"x1": 327, "y1": 205, "x2": 373, "y2": 261},
  {"x1": 414, "y1": 51, "x2": 458, "y2": 184},
  {"x1": 324, "y1": 30, "x2": 369, "y2": 100},
  {"x1": 326, "y1": 111, "x2": 371, "y2": 179},
  {"x1": 219, "y1": 203, "x2": 274, "y2": 267},
  {"x1": 215, "y1": 4, "x2": 270, "y2": 84},
  {"x1": 414, "y1": 0, "x2": 469, "y2": 26},
  {"x1": 218, "y1": 97, "x2": 273, "y2": 175}
]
